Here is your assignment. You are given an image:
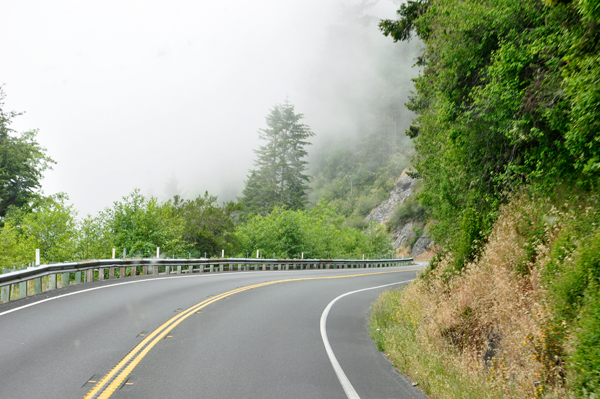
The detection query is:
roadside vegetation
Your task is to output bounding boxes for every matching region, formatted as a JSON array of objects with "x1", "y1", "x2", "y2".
[
  {"x1": 4, "y1": 0, "x2": 599, "y2": 394},
  {"x1": 372, "y1": 0, "x2": 600, "y2": 397},
  {"x1": 0, "y1": 91, "x2": 391, "y2": 269}
]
